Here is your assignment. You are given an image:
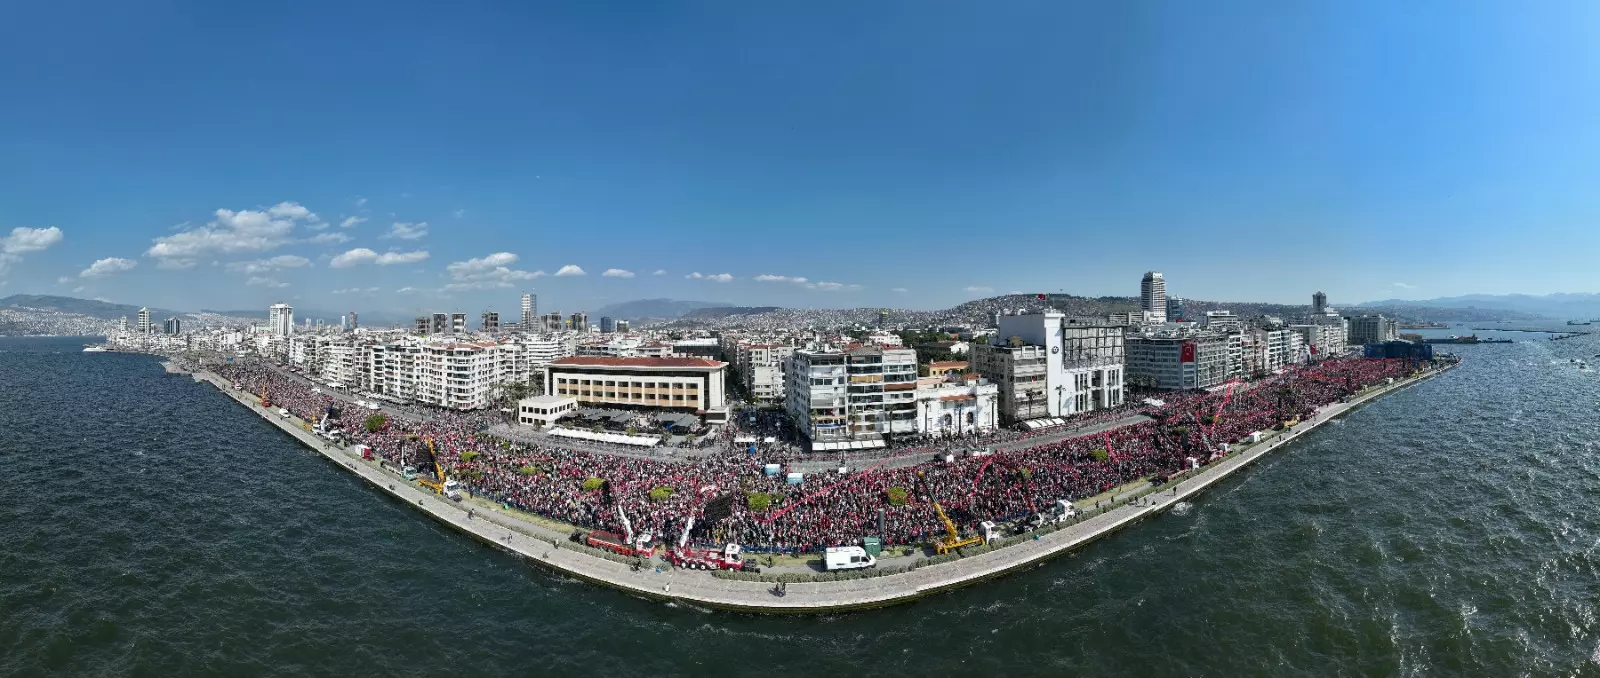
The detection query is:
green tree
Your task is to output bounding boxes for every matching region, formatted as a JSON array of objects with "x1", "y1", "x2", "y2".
[
  {"x1": 1090, "y1": 448, "x2": 1109, "y2": 463},
  {"x1": 581, "y1": 477, "x2": 605, "y2": 491},
  {"x1": 363, "y1": 414, "x2": 387, "y2": 432},
  {"x1": 747, "y1": 492, "x2": 773, "y2": 512},
  {"x1": 460, "y1": 451, "x2": 481, "y2": 463},
  {"x1": 649, "y1": 486, "x2": 675, "y2": 501},
  {"x1": 519, "y1": 465, "x2": 542, "y2": 476},
  {"x1": 885, "y1": 487, "x2": 910, "y2": 506}
]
